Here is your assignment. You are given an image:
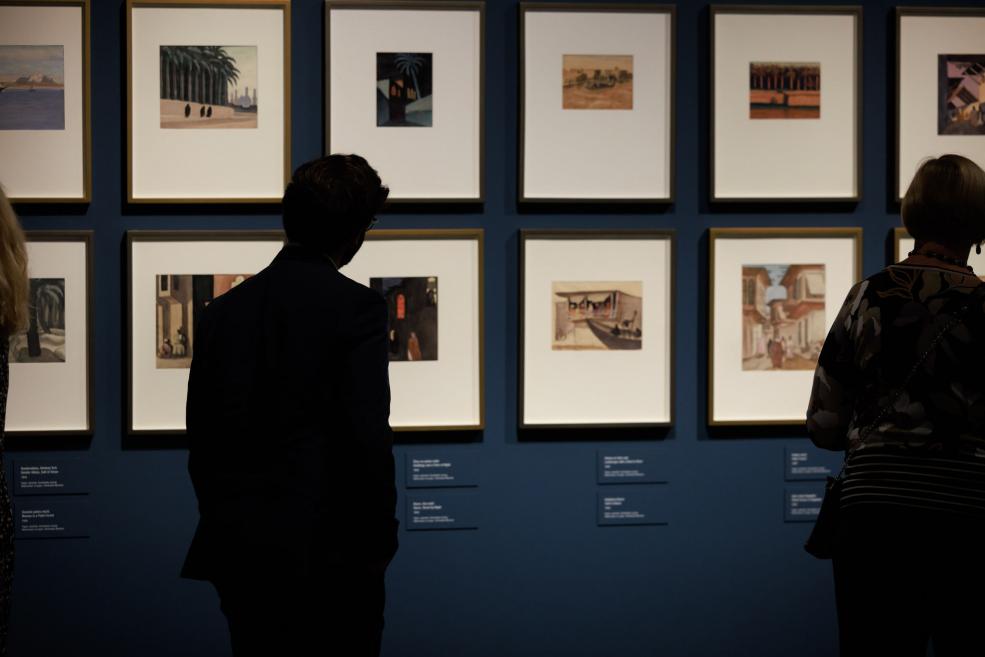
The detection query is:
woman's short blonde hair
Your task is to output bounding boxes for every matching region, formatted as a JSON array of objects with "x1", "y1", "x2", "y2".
[
  {"x1": 902, "y1": 154, "x2": 985, "y2": 247},
  {"x1": 0, "y1": 187, "x2": 29, "y2": 335}
]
